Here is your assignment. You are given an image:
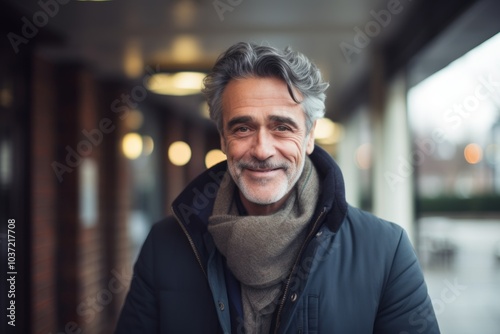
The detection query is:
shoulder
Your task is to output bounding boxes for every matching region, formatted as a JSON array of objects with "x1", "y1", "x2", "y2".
[
  {"x1": 136, "y1": 216, "x2": 207, "y2": 288},
  {"x1": 332, "y1": 206, "x2": 421, "y2": 296},
  {"x1": 138, "y1": 216, "x2": 186, "y2": 258},
  {"x1": 149, "y1": 216, "x2": 181, "y2": 237},
  {"x1": 336, "y1": 206, "x2": 415, "y2": 272},
  {"x1": 344, "y1": 205, "x2": 406, "y2": 243}
]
